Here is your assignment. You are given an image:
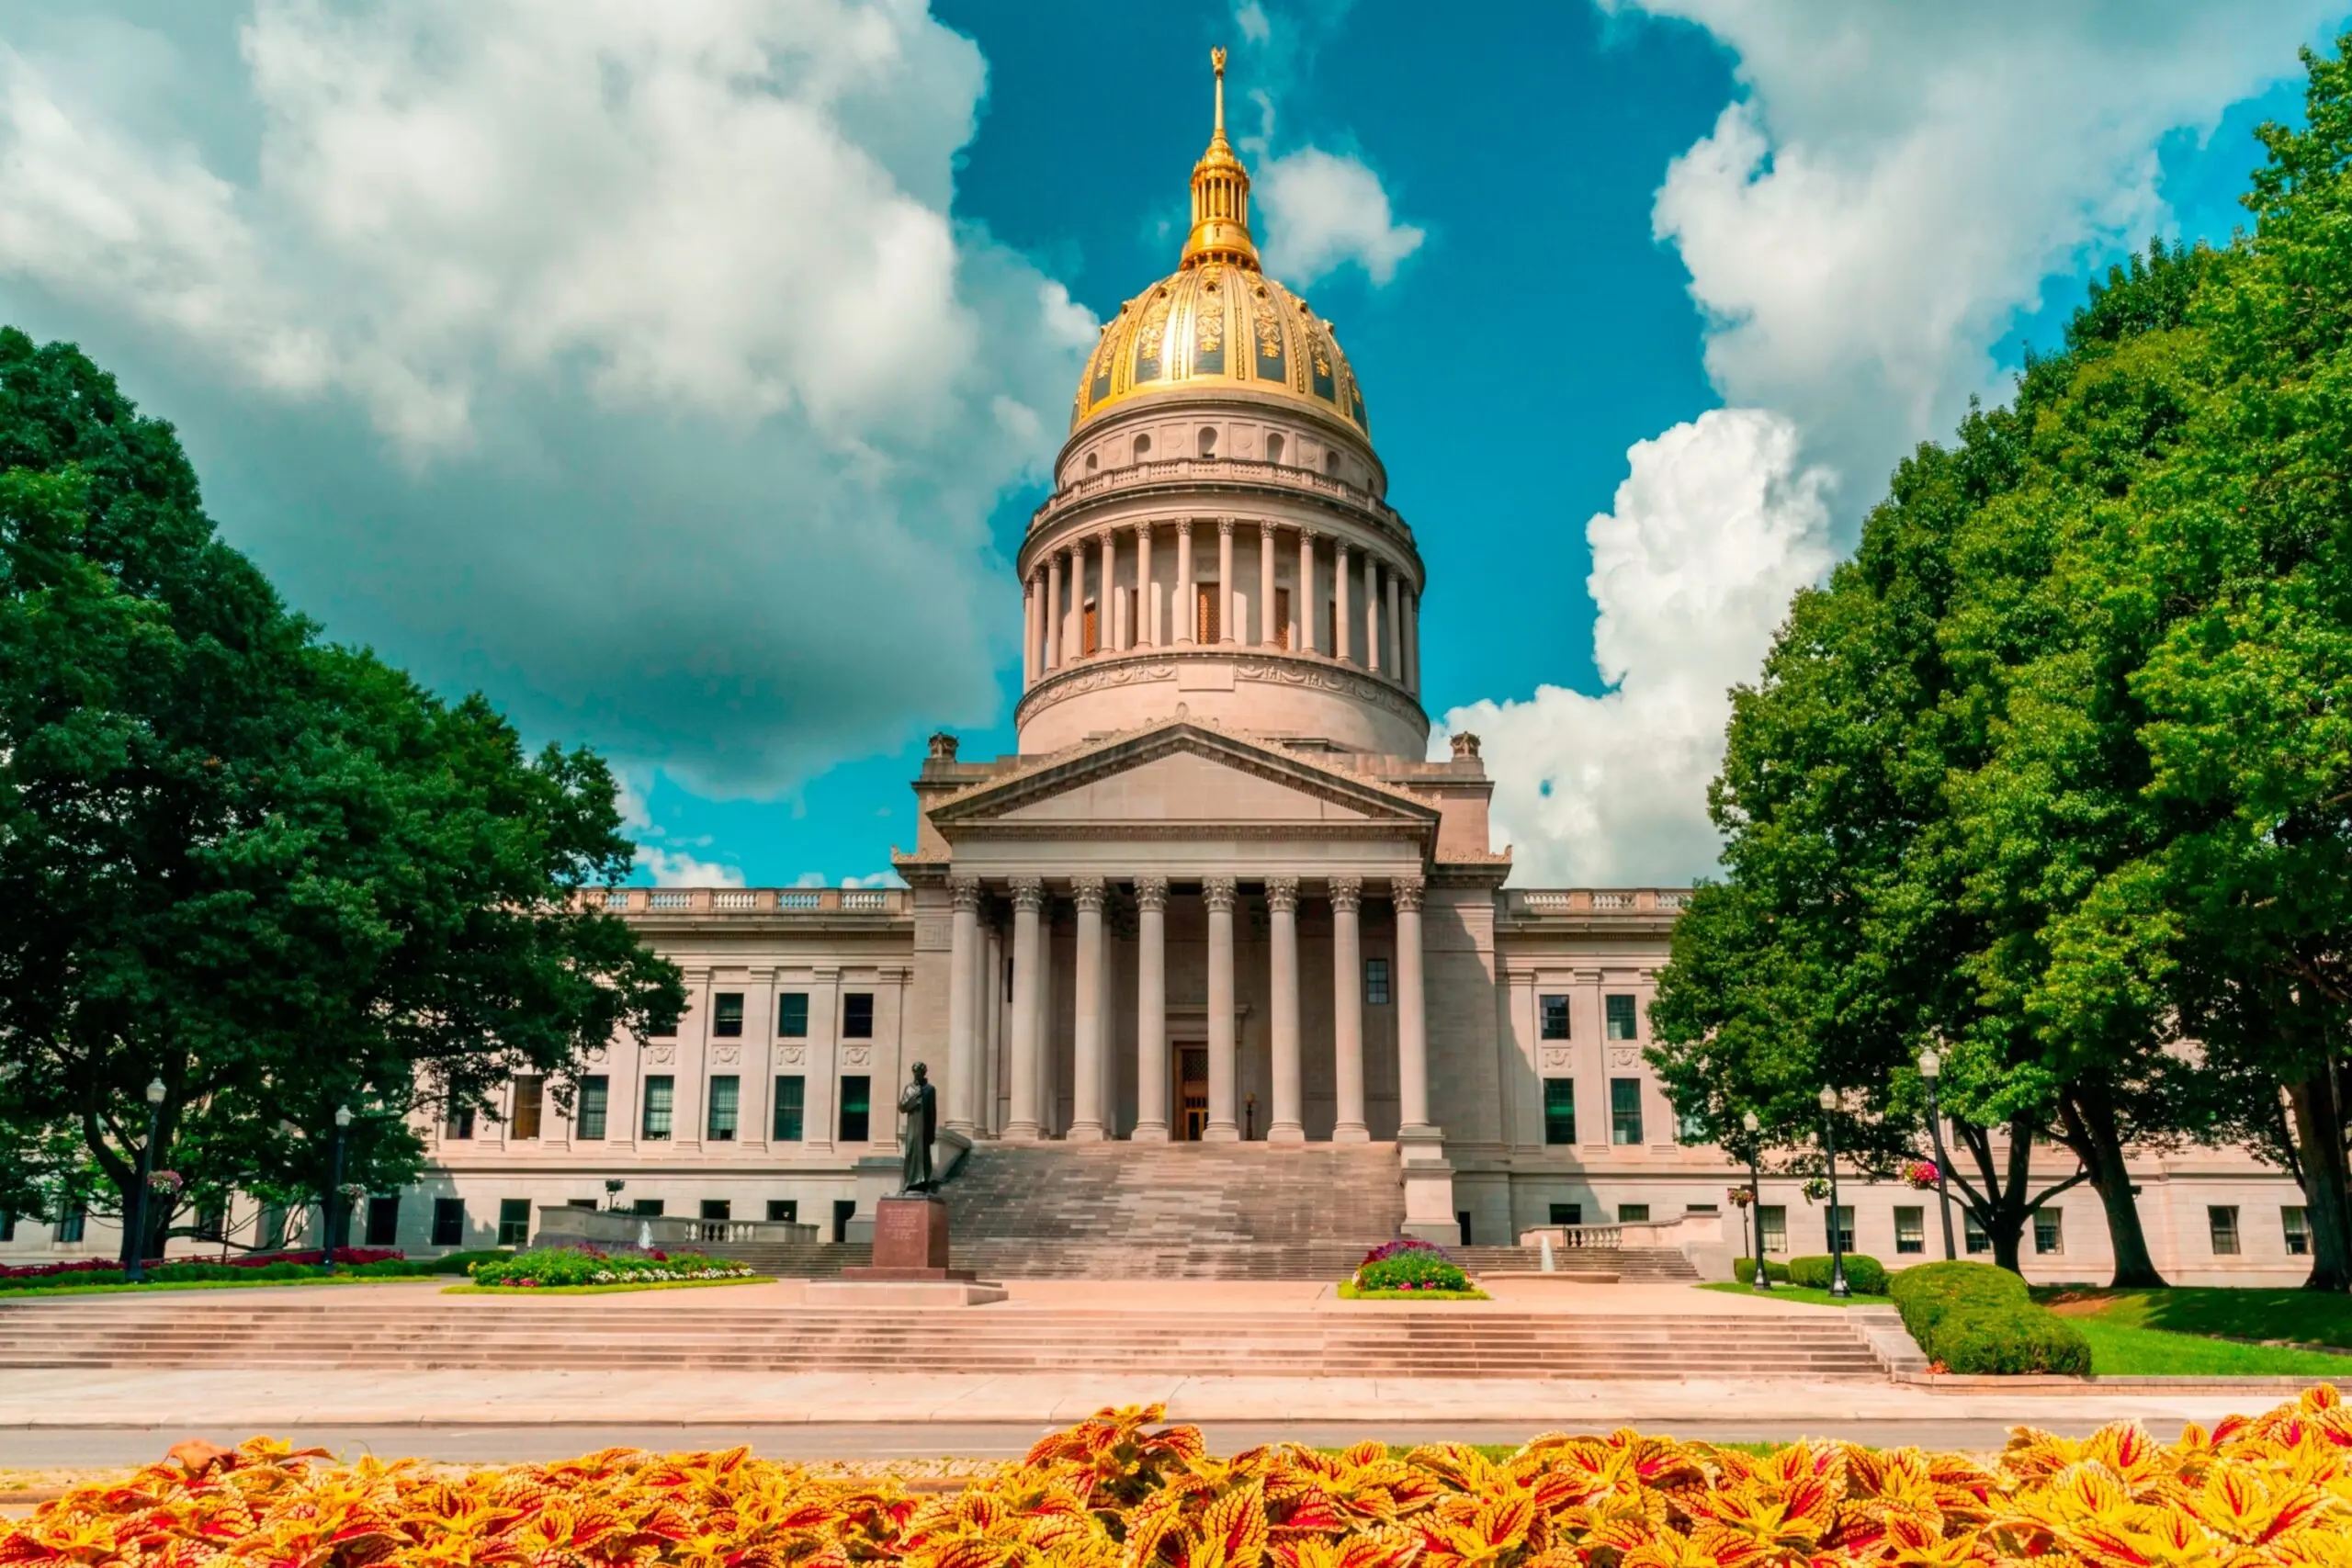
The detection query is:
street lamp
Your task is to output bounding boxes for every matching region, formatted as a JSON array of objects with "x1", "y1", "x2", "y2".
[
  {"x1": 1917, "y1": 1048, "x2": 1958, "y2": 1261},
  {"x1": 328, "y1": 1105, "x2": 353, "y2": 1254},
  {"x1": 1818, "y1": 1086, "x2": 1850, "y2": 1299},
  {"x1": 128, "y1": 1078, "x2": 165, "y2": 1284},
  {"x1": 1741, "y1": 1110, "x2": 1770, "y2": 1291}
]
